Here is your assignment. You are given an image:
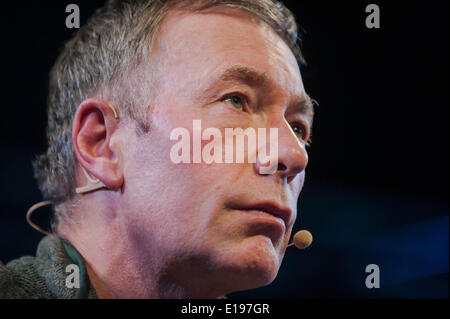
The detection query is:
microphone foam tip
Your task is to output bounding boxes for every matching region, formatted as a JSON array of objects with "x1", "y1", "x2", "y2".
[{"x1": 293, "y1": 230, "x2": 313, "y2": 249}]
